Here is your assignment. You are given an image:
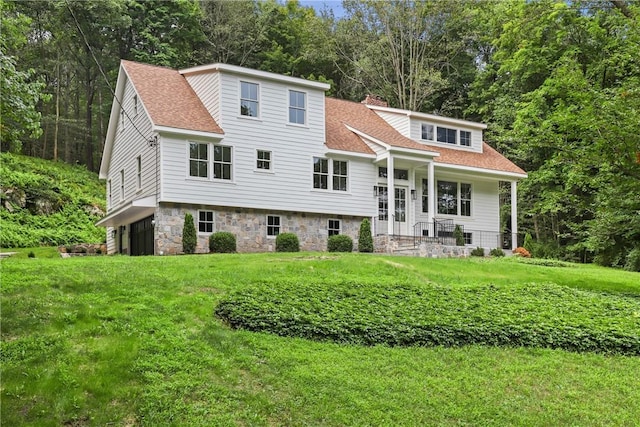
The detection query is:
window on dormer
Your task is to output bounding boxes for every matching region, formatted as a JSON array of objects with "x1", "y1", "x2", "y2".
[
  {"x1": 289, "y1": 90, "x2": 306, "y2": 124},
  {"x1": 437, "y1": 126, "x2": 457, "y2": 144},
  {"x1": 460, "y1": 130, "x2": 471, "y2": 147},
  {"x1": 240, "y1": 81, "x2": 259, "y2": 117},
  {"x1": 421, "y1": 124, "x2": 434, "y2": 141}
]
